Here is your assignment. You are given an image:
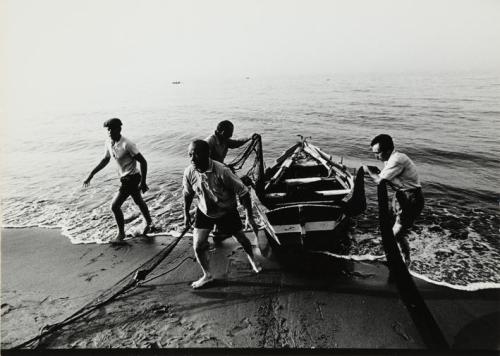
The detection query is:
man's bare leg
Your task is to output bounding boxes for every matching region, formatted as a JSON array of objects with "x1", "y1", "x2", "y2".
[
  {"x1": 110, "y1": 190, "x2": 130, "y2": 240},
  {"x1": 192, "y1": 228, "x2": 214, "y2": 288},
  {"x1": 233, "y1": 230, "x2": 262, "y2": 273},
  {"x1": 393, "y1": 222, "x2": 411, "y2": 265},
  {"x1": 130, "y1": 190, "x2": 153, "y2": 234}
]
